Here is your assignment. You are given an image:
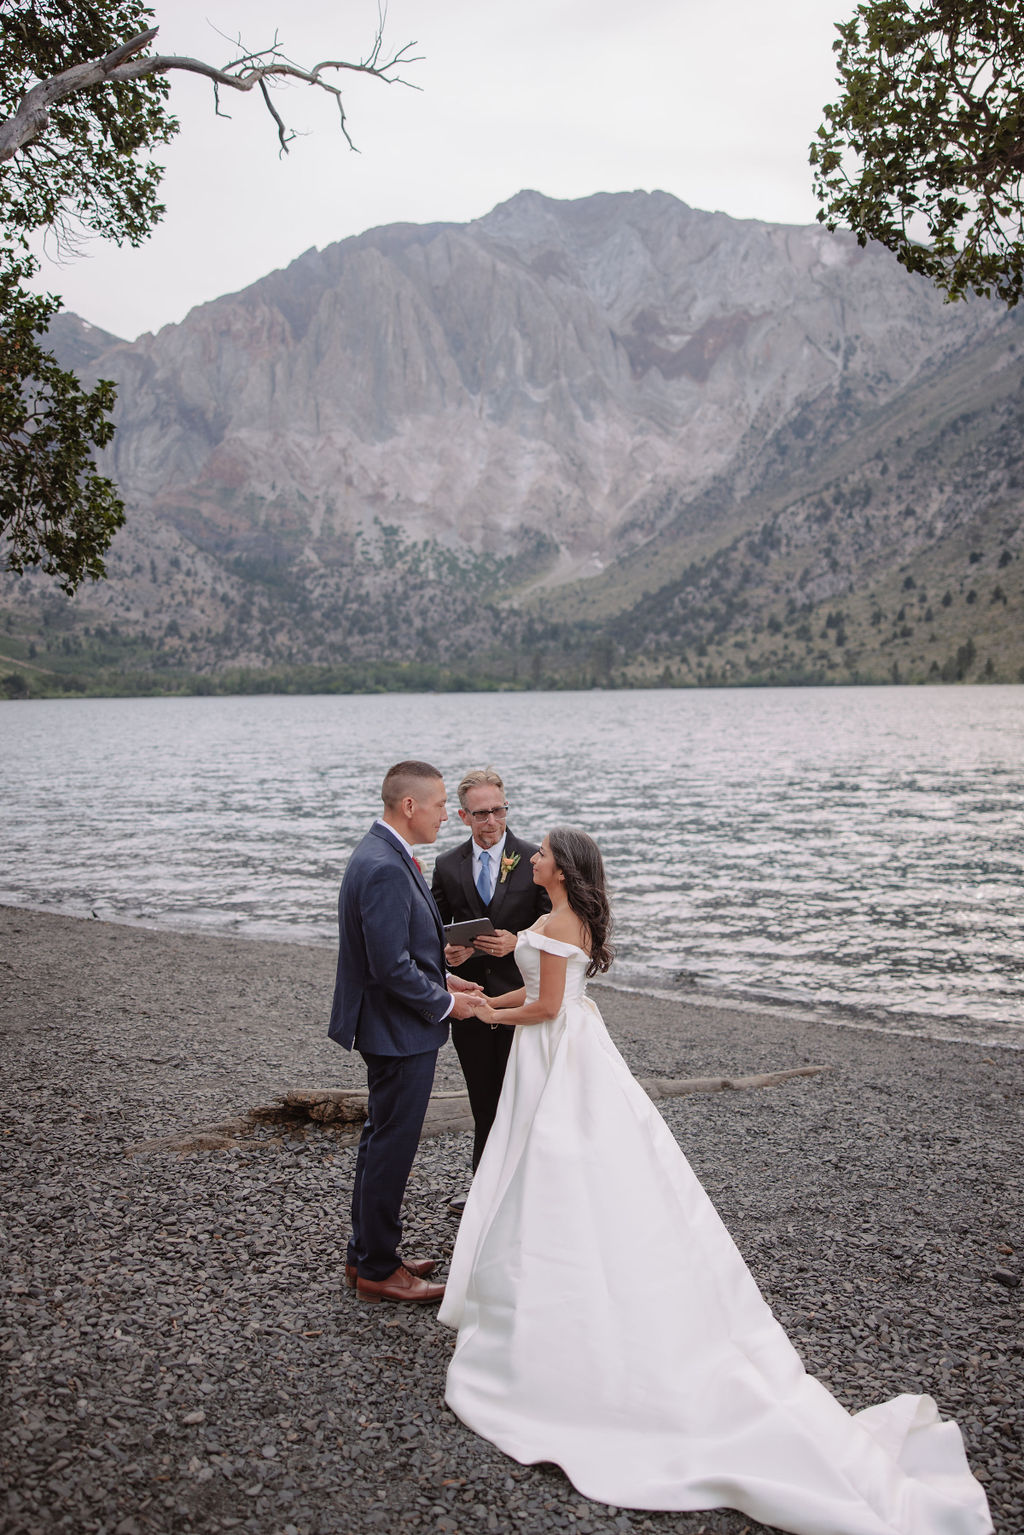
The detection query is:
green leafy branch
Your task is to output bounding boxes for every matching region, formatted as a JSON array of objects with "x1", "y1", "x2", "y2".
[{"x1": 811, "y1": 0, "x2": 1024, "y2": 305}]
